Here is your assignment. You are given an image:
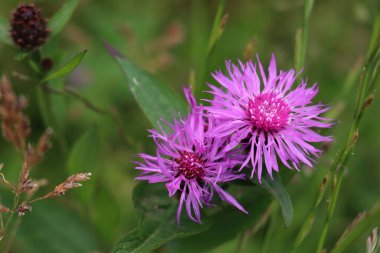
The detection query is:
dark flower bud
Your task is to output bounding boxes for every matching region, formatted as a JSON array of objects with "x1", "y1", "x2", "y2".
[
  {"x1": 41, "y1": 57, "x2": 53, "y2": 70},
  {"x1": 10, "y1": 4, "x2": 50, "y2": 50}
]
